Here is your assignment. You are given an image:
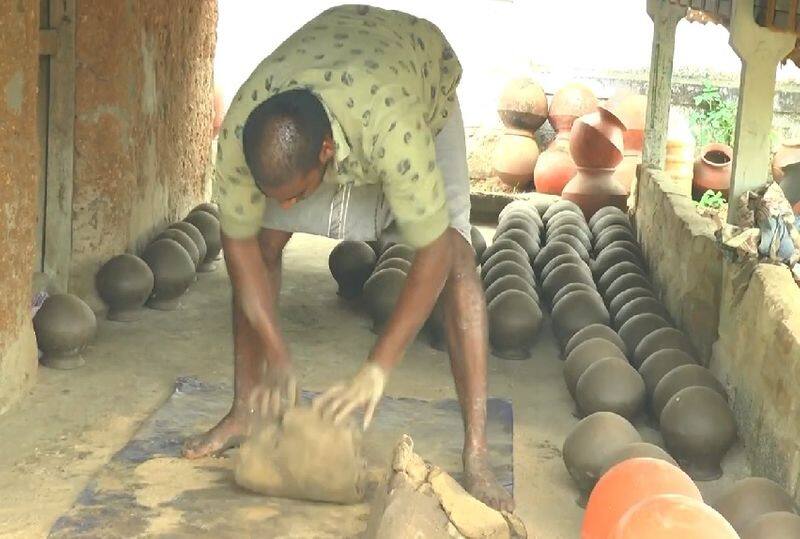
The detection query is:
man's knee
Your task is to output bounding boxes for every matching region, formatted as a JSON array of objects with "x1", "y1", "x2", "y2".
[
  {"x1": 258, "y1": 229, "x2": 292, "y2": 266},
  {"x1": 446, "y1": 228, "x2": 477, "y2": 280}
]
